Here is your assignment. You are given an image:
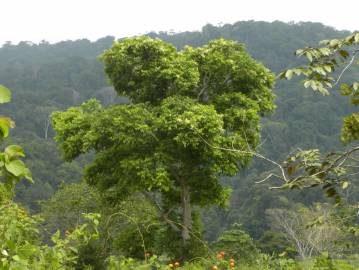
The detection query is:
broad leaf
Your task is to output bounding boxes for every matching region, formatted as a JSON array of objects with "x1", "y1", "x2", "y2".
[
  {"x1": 0, "y1": 85, "x2": 11, "y2": 103},
  {"x1": 23, "y1": 168, "x2": 34, "y2": 183},
  {"x1": 5, "y1": 145, "x2": 25, "y2": 159},
  {"x1": 5, "y1": 160, "x2": 27, "y2": 177},
  {"x1": 0, "y1": 117, "x2": 15, "y2": 138}
]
